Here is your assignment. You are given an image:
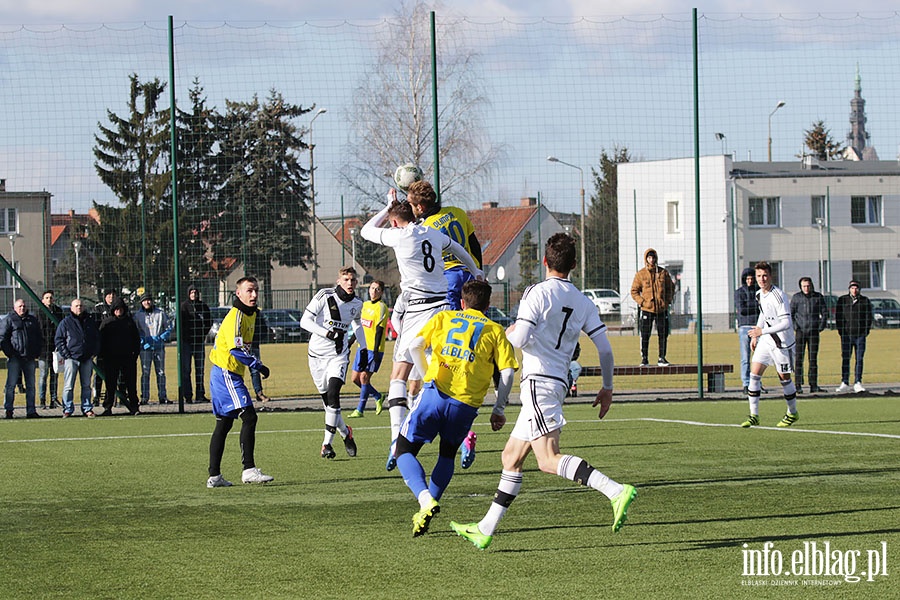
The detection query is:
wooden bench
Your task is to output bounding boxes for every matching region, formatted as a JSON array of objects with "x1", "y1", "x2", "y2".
[
  {"x1": 580, "y1": 363, "x2": 734, "y2": 392},
  {"x1": 606, "y1": 325, "x2": 635, "y2": 336}
]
